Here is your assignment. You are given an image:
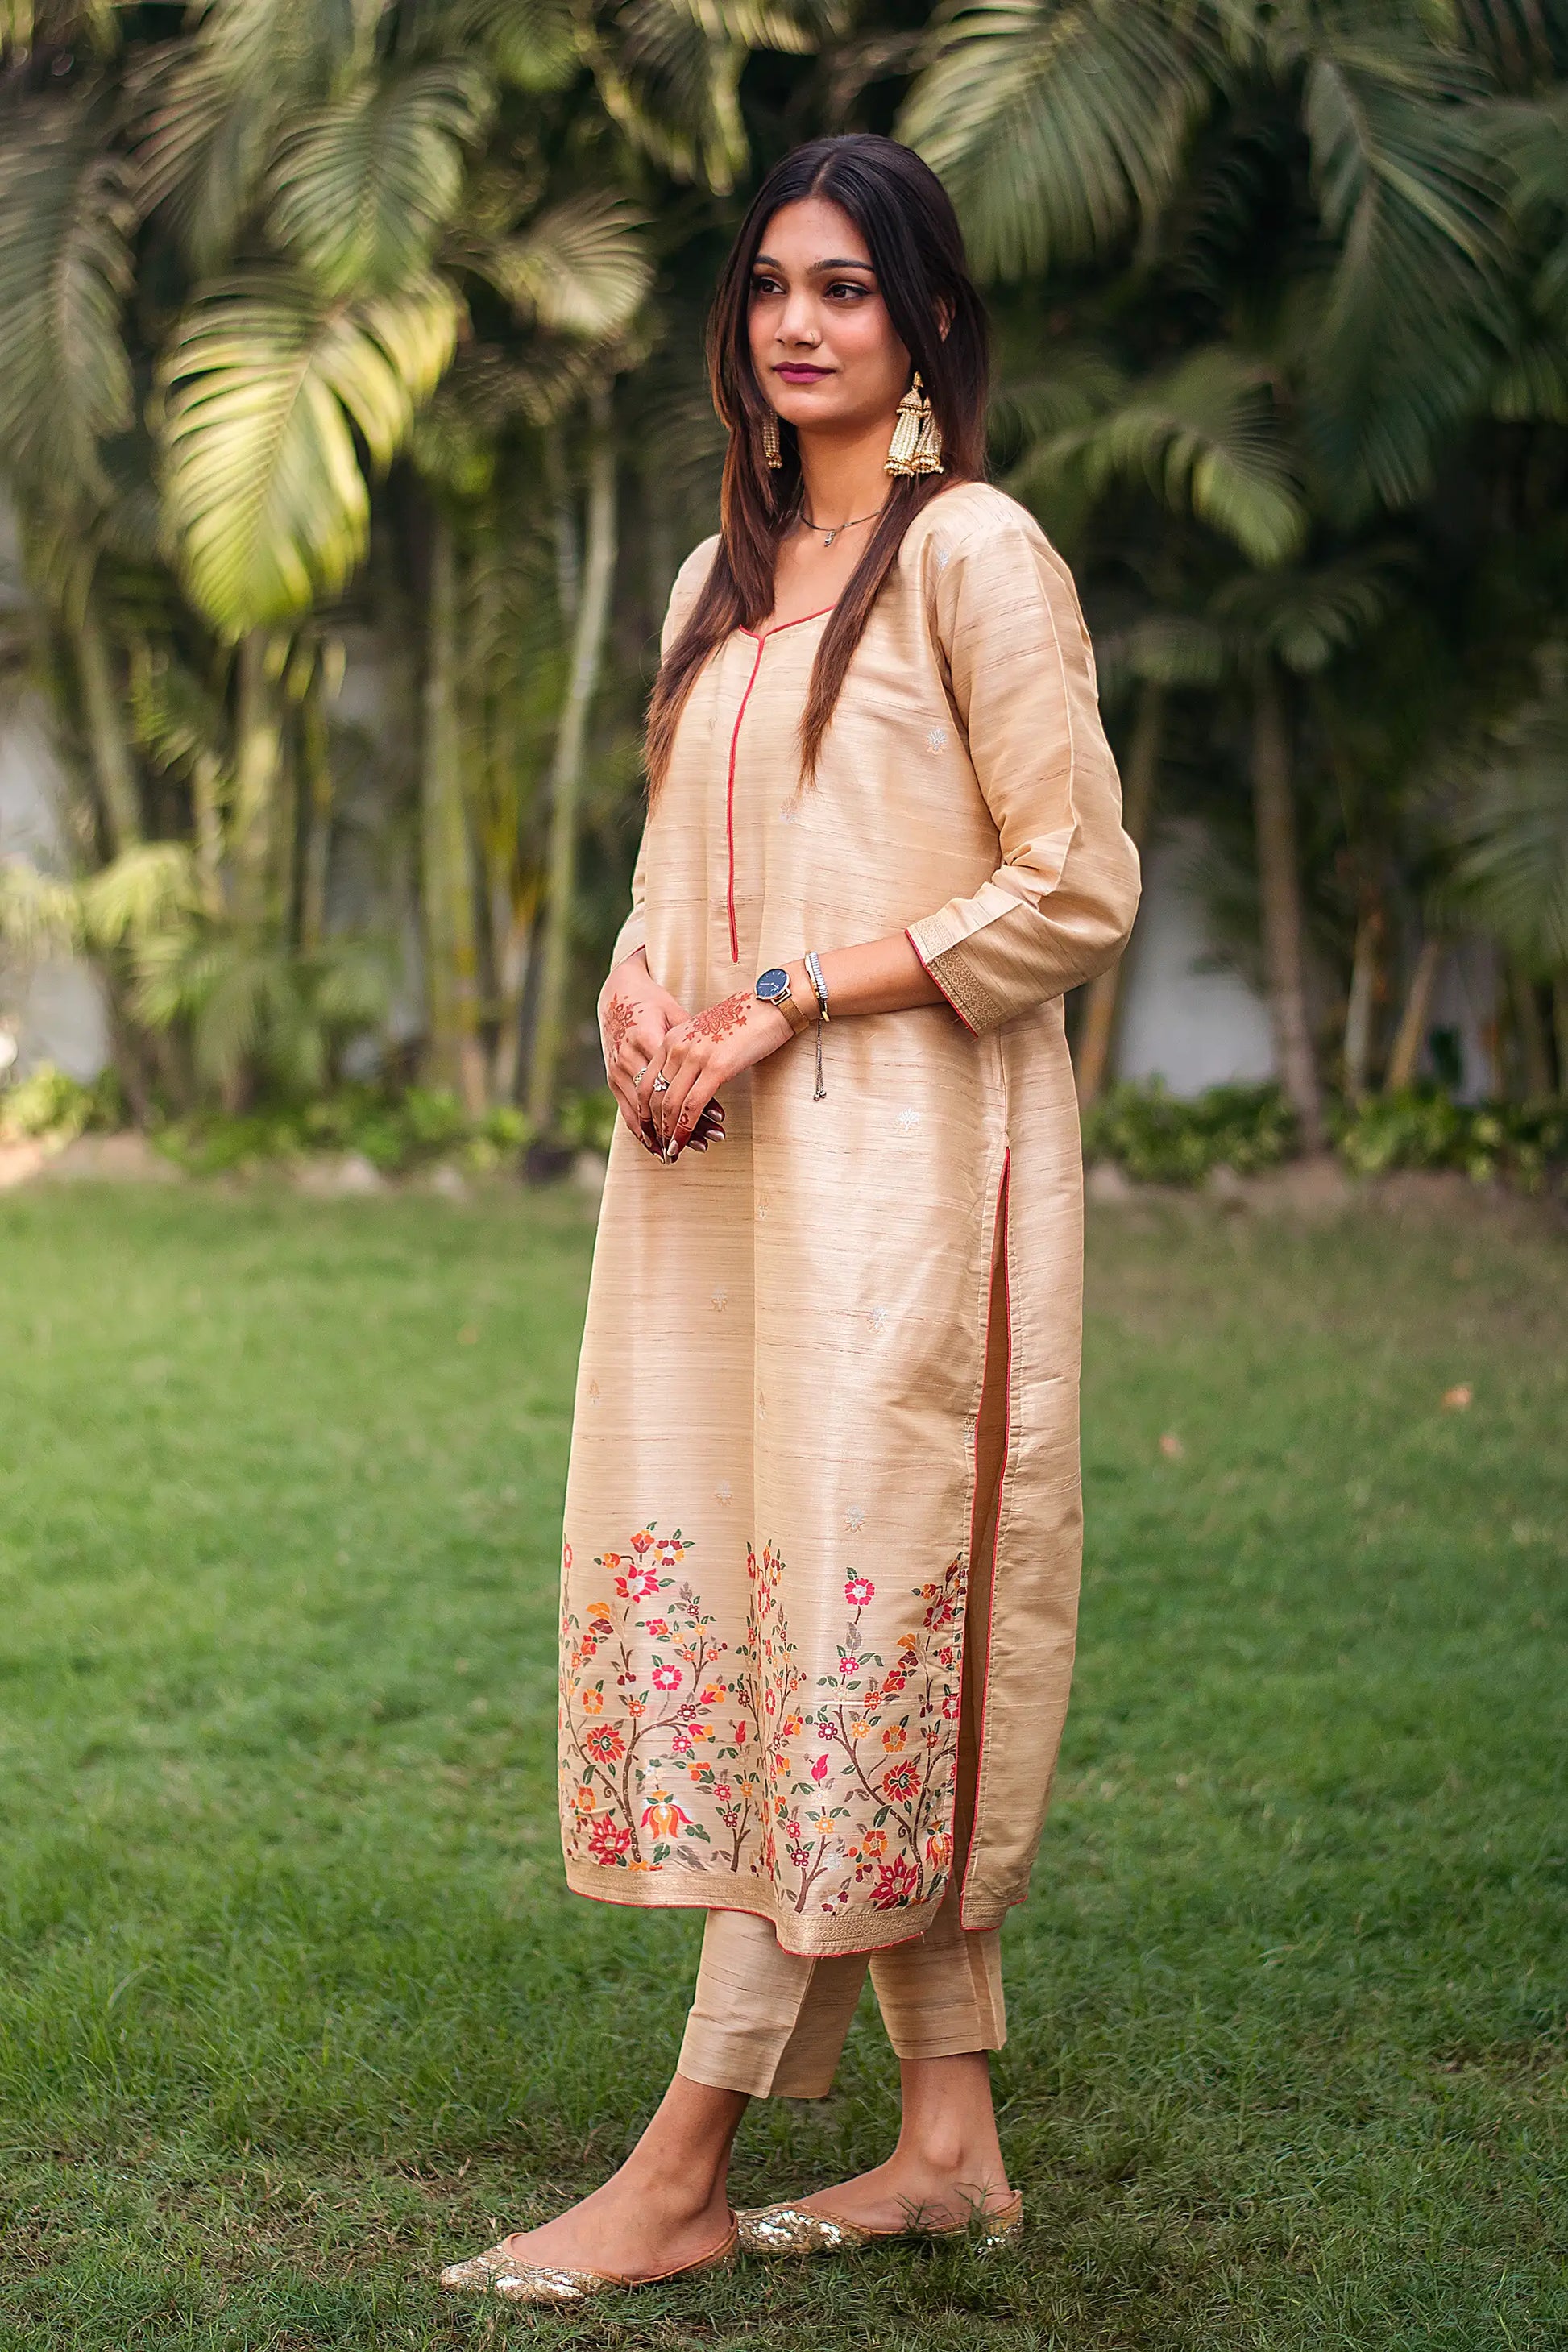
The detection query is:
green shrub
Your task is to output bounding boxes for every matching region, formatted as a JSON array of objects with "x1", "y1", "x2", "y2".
[
  {"x1": 1083, "y1": 1081, "x2": 1297, "y2": 1185},
  {"x1": 155, "y1": 1085, "x2": 532, "y2": 1178},
  {"x1": 1337, "y1": 1089, "x2": 1568, "y2": 1190},
  {"x1": 0, "y1": 1064, "x2": 124, "y2": 1144},
  {"x1": 558, "y1": 1085, "x2": 617, "y2": 1155}
]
